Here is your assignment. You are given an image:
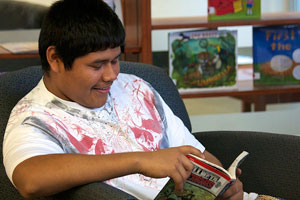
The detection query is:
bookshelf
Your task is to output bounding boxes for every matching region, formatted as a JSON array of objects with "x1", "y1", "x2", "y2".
[
  {"x1": 2, "y1": 1, "x2": 300, "y2": 111},
  {"x1": 124, "y1": 0, "x2": 300, "y2": 111},
  {"x1": 131, "y1": 0, "x2": 300, "y2": 64}
]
